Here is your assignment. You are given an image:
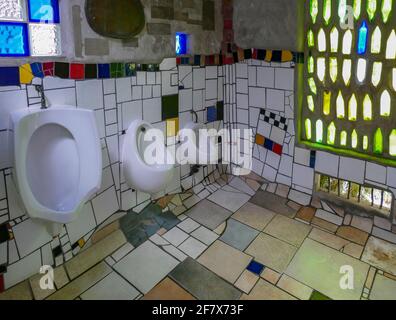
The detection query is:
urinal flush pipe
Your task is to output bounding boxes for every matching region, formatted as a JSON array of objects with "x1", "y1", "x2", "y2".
[{"x1": 34, "y1": 85, "x2": 47, "y2": 109}]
